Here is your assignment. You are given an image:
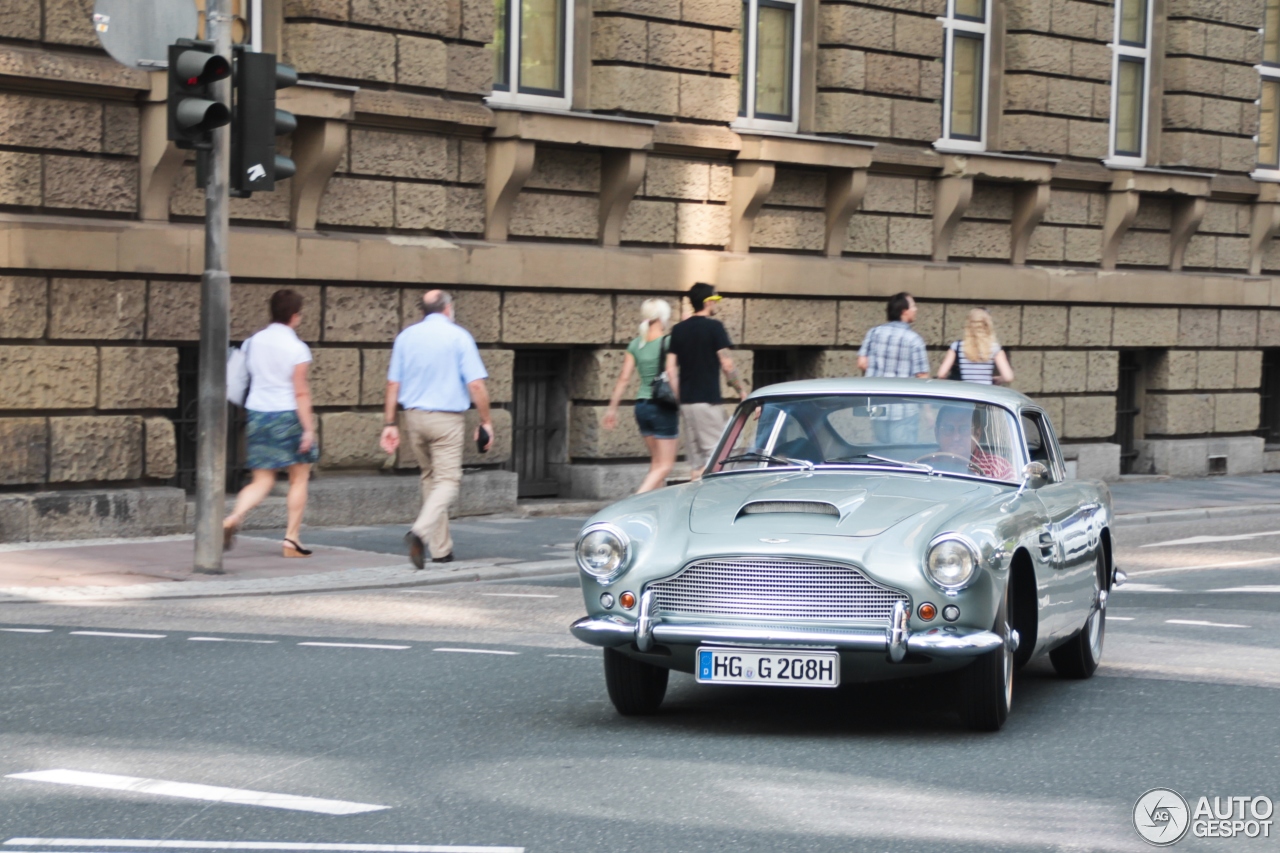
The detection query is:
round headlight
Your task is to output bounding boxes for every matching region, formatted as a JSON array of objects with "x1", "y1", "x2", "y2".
[
  {"x1": 926, "y1": 537, "x2": 976, "y2": 589},
  {"x1": 576, "y1": 525, "x2": 629, "y2": 582}
]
